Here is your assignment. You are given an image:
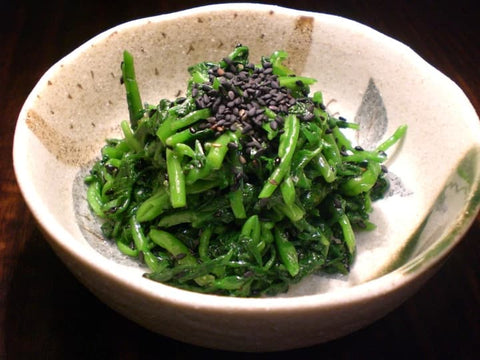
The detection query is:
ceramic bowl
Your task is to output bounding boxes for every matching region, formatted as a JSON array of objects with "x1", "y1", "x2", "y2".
[{"x1": 13, "y1": 3, "x2": 480, "y2": 352}]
